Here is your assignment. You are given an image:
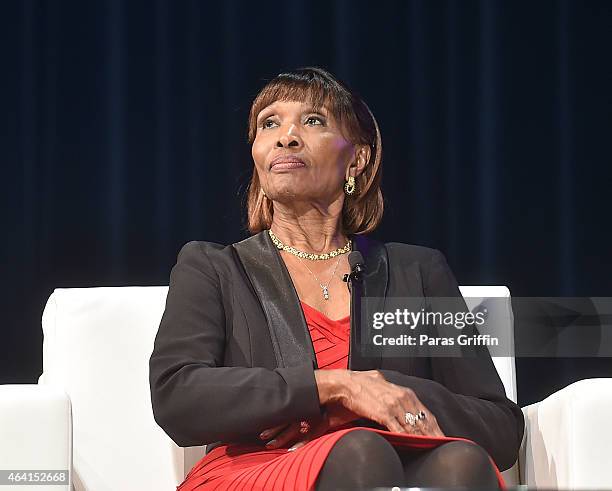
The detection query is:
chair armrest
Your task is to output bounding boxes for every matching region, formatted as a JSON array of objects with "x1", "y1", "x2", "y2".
[
  {"x1": 0, "y1": 384, "x2": 72, "y2": 489},
  {"x1": 520, "y1": 378, "x2": 612, "y2": 490}
]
